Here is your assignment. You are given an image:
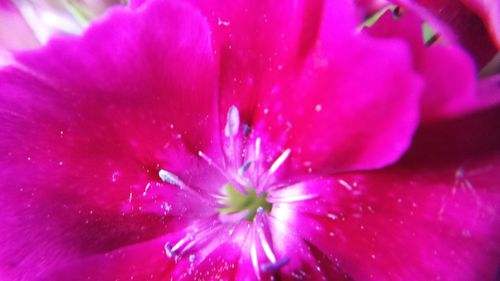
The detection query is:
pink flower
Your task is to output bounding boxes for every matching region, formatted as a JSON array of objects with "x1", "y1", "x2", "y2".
[{"x1": 0, "y1": 0, "x2": 498, "y2": 280}]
